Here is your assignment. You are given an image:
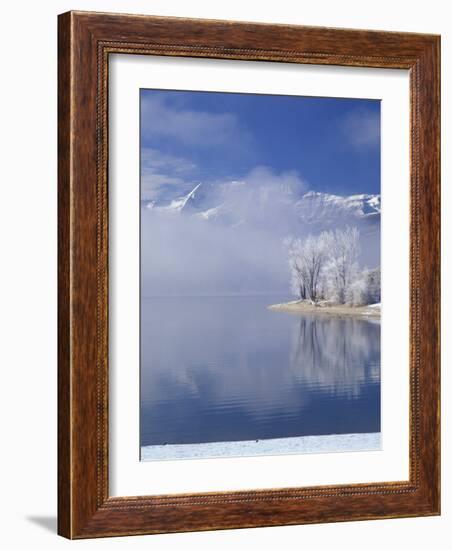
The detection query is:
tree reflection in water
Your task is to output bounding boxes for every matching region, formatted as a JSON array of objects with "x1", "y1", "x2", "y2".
[{"x1": 290, "y1": 315, "x2": 380, "y2": 398}]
